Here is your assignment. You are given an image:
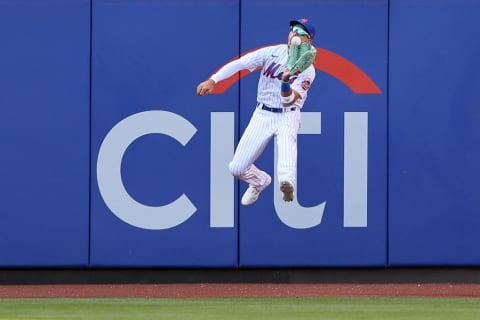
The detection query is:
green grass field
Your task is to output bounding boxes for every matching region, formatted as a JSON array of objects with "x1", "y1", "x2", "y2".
[{"x1": 0, "y1": 297, "x2": 479, "y2": 320}]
